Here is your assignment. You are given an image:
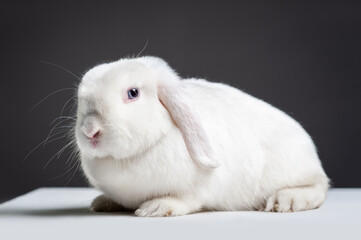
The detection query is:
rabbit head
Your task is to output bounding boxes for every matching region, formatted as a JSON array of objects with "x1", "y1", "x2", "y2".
[{"x1": 75, "y1": 56, "x2": 219, "y2": 168}]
